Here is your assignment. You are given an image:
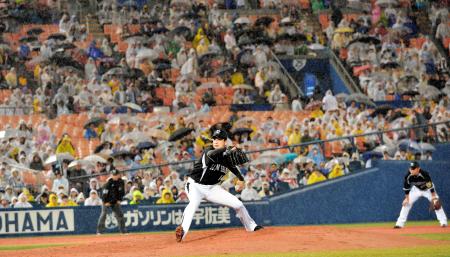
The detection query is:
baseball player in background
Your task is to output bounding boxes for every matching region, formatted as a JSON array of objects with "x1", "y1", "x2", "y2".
[
  {"x1": 175, "y1": 129, "x2": 263, "y2": 242},
  {"x1": 394, "y1": 161, "x2": 447, "y2": 228}
]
